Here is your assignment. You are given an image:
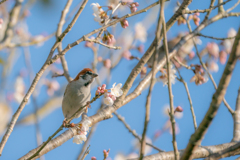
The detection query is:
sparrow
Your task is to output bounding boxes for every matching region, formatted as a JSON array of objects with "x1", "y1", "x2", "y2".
[
  {"x1": 62, "y1": 68, "x2": 98, "y2": 126},
  {"x1": 147, "y1": 33, "x2": 201, "y2": 67}
]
